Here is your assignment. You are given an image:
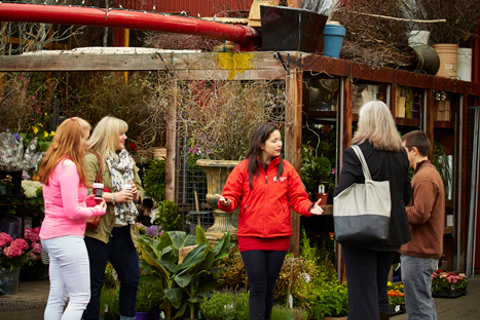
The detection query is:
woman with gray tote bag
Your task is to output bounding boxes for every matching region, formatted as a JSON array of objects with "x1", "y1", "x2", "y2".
[{"x1": 332, "y1": 100, "x2": 411, "y2": 320}]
